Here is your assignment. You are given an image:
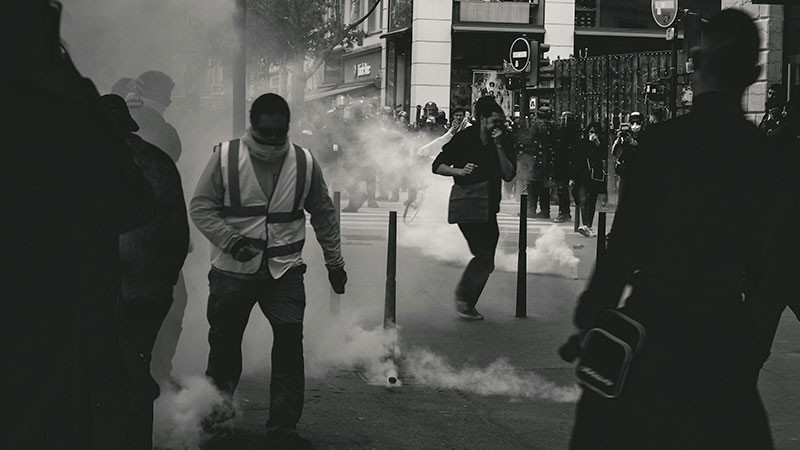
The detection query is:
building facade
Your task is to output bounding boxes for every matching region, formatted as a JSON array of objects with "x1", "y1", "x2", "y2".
[{"x1": 303, "y1": 0, "x2": 795, "y2": 124}]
